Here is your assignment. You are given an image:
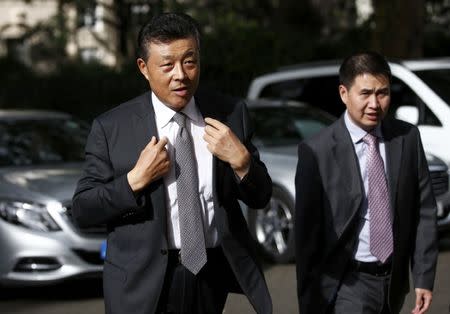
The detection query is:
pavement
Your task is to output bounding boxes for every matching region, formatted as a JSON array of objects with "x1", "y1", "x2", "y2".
[{"x1": 1, "y1": 236, "x2": 449, "y2": 314}]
